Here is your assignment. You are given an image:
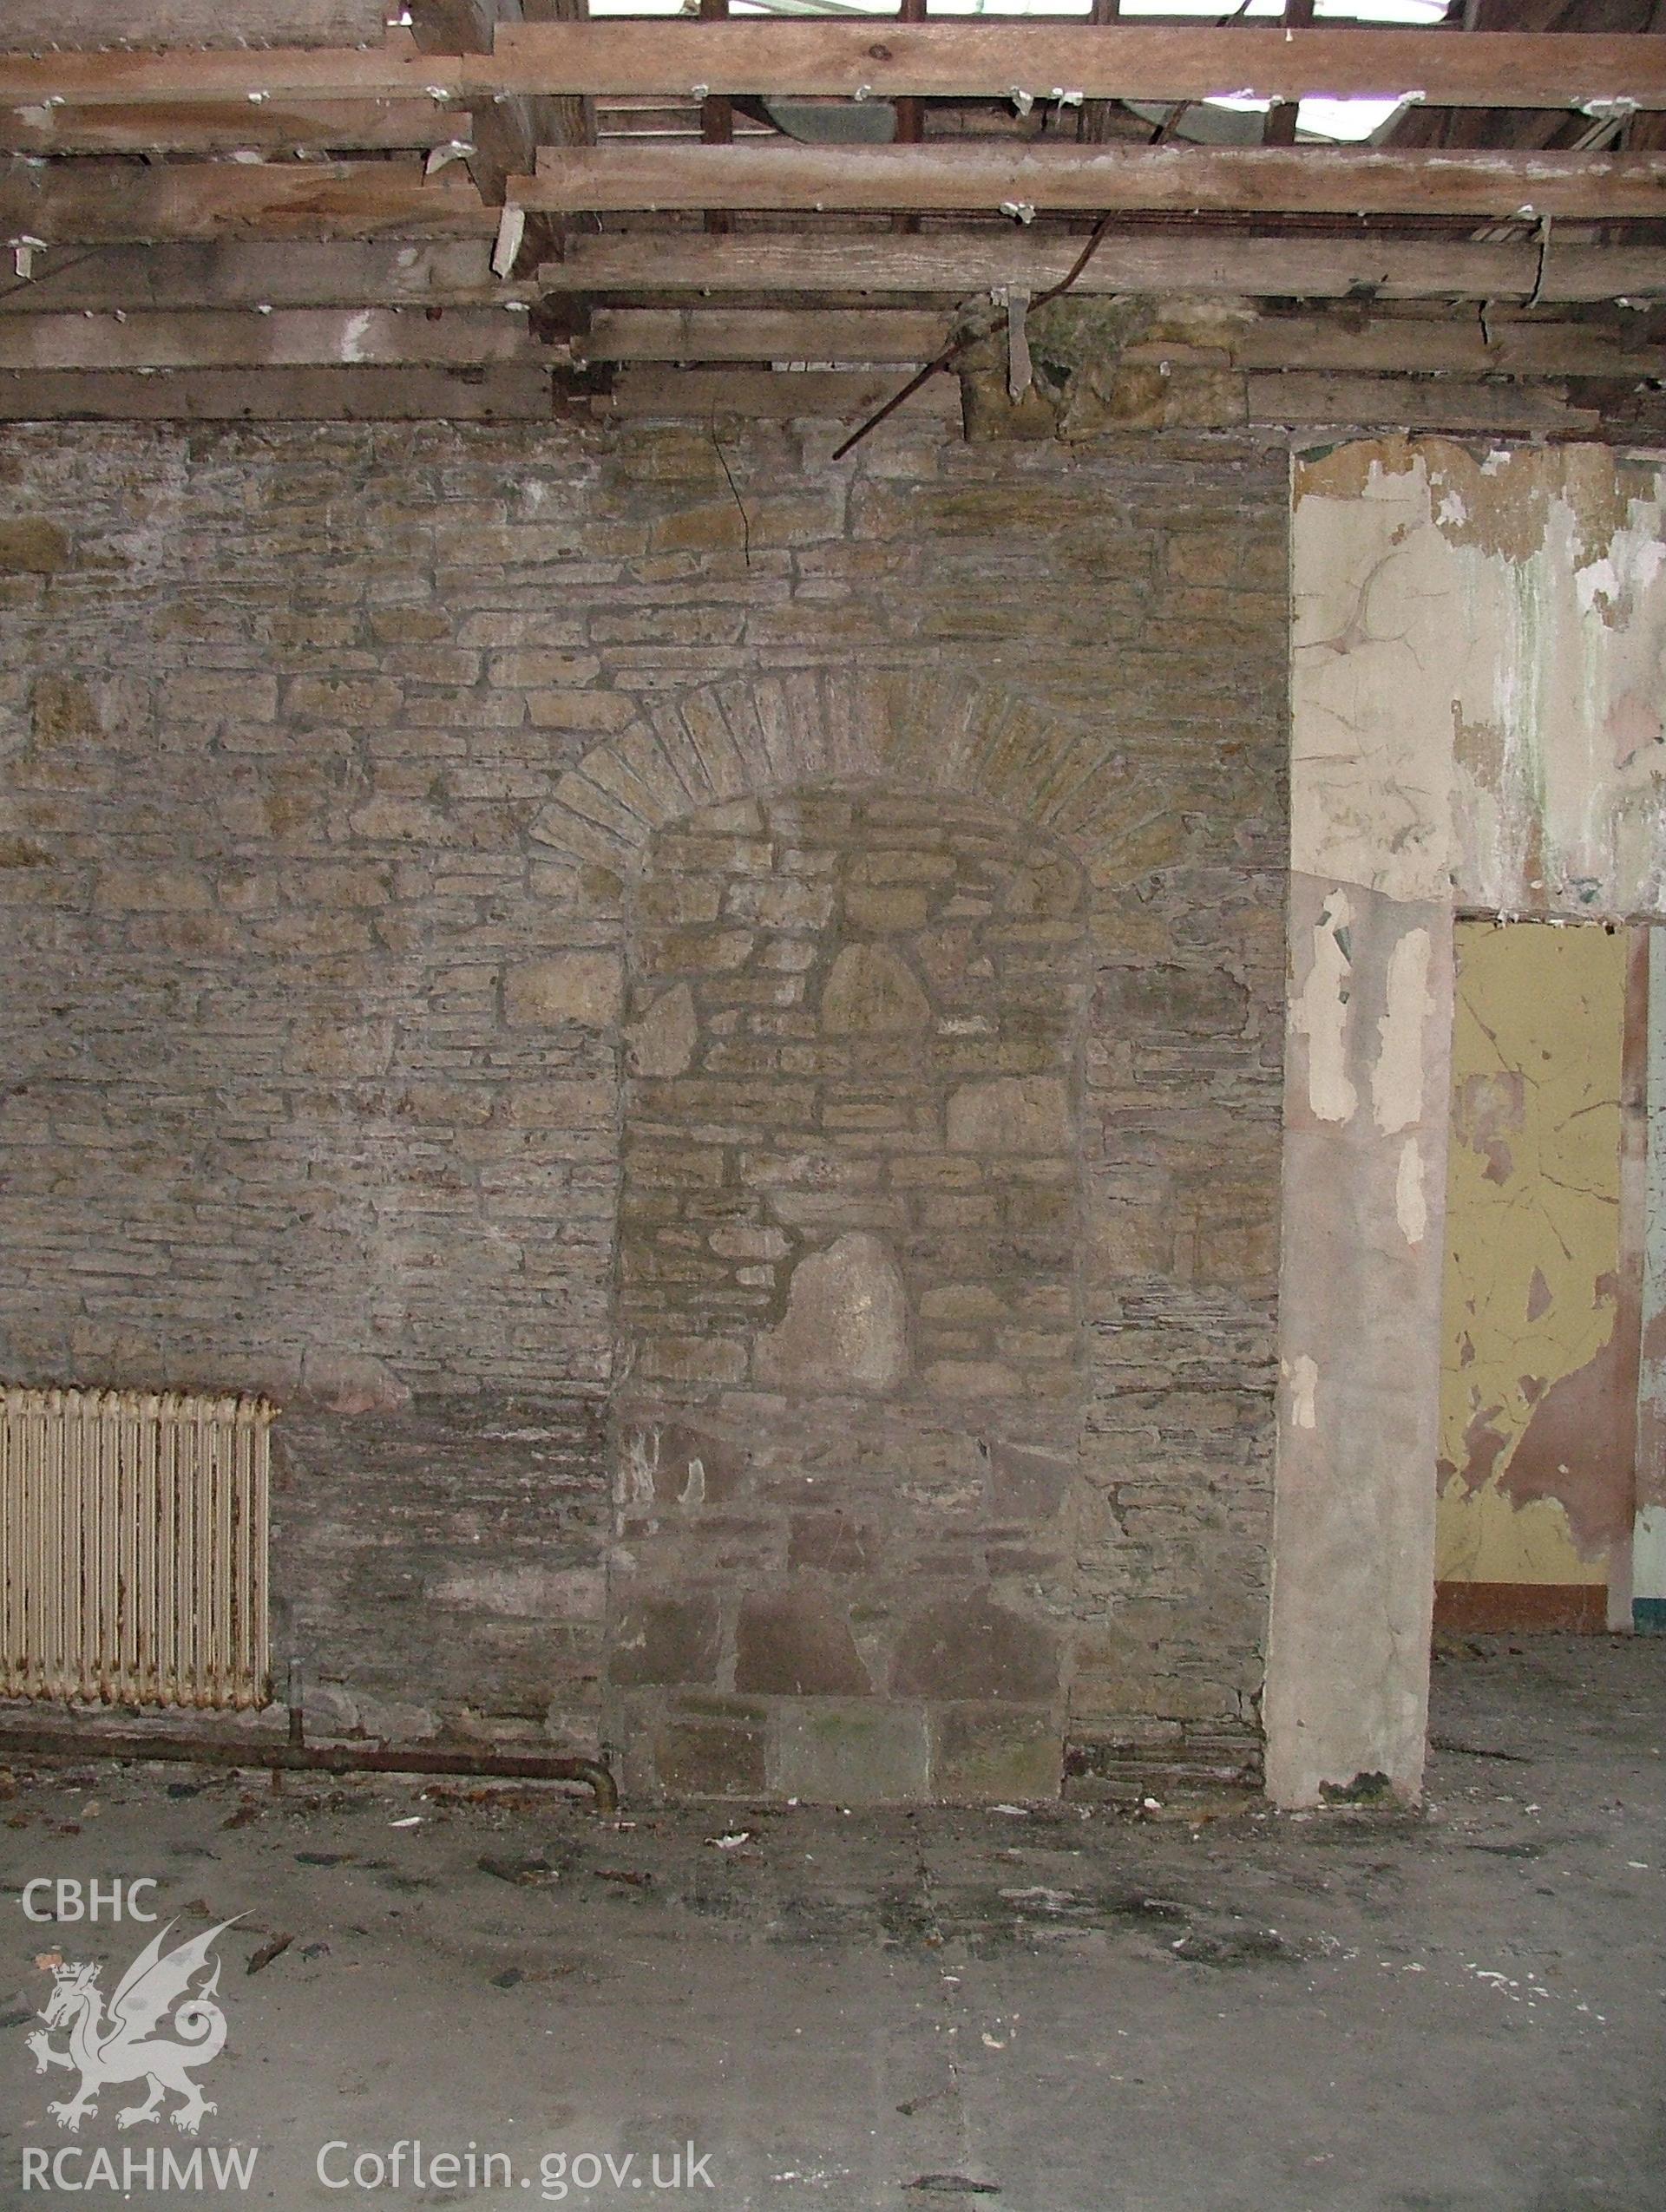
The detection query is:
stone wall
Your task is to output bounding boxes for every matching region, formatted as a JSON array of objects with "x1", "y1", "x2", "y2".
[
  {"x1": 610, "y1": 786, "x2": 1087, "y2": 1798},
  {"x1": 0, "y1": 418, "x2": 1287, "y2": 1783}
]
